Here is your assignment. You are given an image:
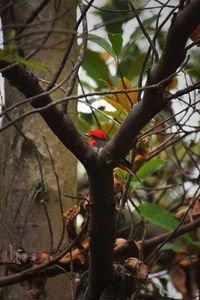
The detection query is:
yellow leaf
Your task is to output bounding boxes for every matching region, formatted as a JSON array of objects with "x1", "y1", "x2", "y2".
[
  {"x1": 100, "y1": 51, "x2": 111, "y2": 61},
  {"x1": 103, "y1": 110, "x2": 124, "y2": 123},
  {"x1": 103, "y1": 97, "x2": 127, "y2": 115},
  {"x1": 116, "y1": 77, "x2": 138, "y2": 111},
  {"x1": 101, "y1": 123, "x2": 118, "y2": 138},
  {"x1": 101, "y1": 79, "x2": 114, "y2": 90},
  {"x1": 168, "y1": 77, "x2": 178, "y2": 89}
]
